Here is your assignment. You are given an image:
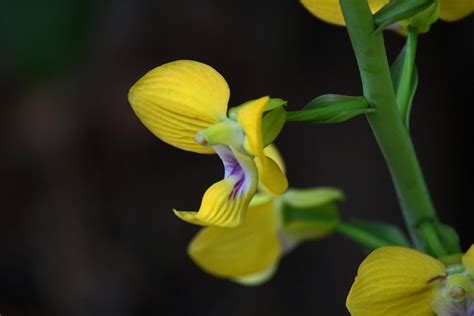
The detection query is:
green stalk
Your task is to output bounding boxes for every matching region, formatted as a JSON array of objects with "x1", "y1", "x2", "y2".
[{"x1": 338, "y1": 0, "x2": 444, "y2": 255}]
